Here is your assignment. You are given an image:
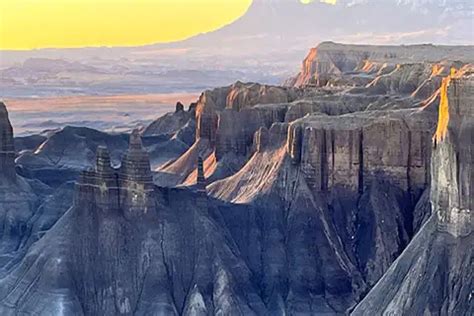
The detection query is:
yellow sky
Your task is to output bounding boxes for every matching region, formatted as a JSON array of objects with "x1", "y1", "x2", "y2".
[{"x1": 0, "y1": 0, "x2": 253, "y2": 50}]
